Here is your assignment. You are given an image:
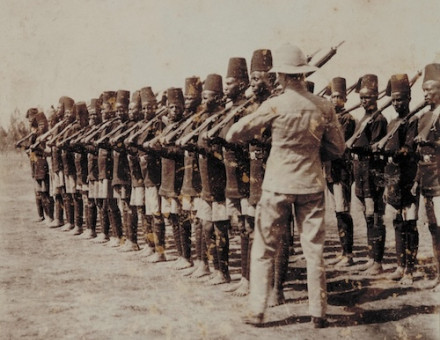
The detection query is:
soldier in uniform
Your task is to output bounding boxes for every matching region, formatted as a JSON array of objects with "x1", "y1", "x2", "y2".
[
  {"x1": 192, "y1": 74, "x2": 230, "y2": 285},
  {"x1": 413, "y1": 63, "x2": 440, "y2": 292},
  {"x1": 133, "y1": 87, "x2": 166, "y2": 262},
  {"x1": 177, "y1": 77, "x2": 208, "y2": 275},
  {"x1": 227, "y1": 43, "x2": 345, "y2": 327},
  {"x1": 108, "y1": 90, "x2": 132, "y2": 248},
  {"x1": 92, "y1": 91, "x2": 124, "y2": 246},
  {"x1": 30, "y1": 111, "x2": 55, "y2": 224},
  {"x1": 228, "y1": 49, "x2": 289, "y2": 303},
  {"x1": 348, "y1": 74, "x2": 388, "y2": 275},
  {"x1": 48, "y1": 96, "x2": 74, "y2": 228},
  {"x1": 324, "y1": 77, "x2": 356, "y2": 267},
  {"x1": 118, "y1": 90, "x2": 144, "y2": 251},
  {"x1": 373, "y1": 74, "x2": 419, "y2": 284},
  {"x1": 149, "y1": 88, "x2": 188, "y2": 266}
]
